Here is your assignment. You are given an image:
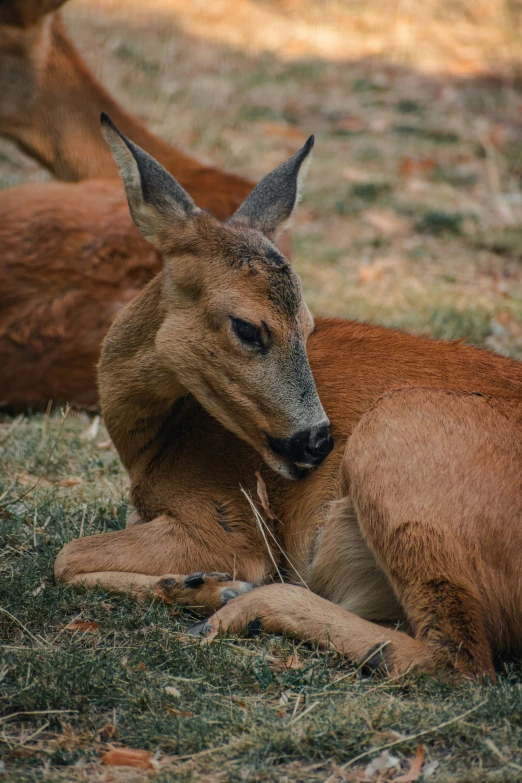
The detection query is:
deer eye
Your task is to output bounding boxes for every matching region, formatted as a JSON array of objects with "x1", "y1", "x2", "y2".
[{"x1": 231, "y1": 317, "x2": 264, "y2": 349}]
